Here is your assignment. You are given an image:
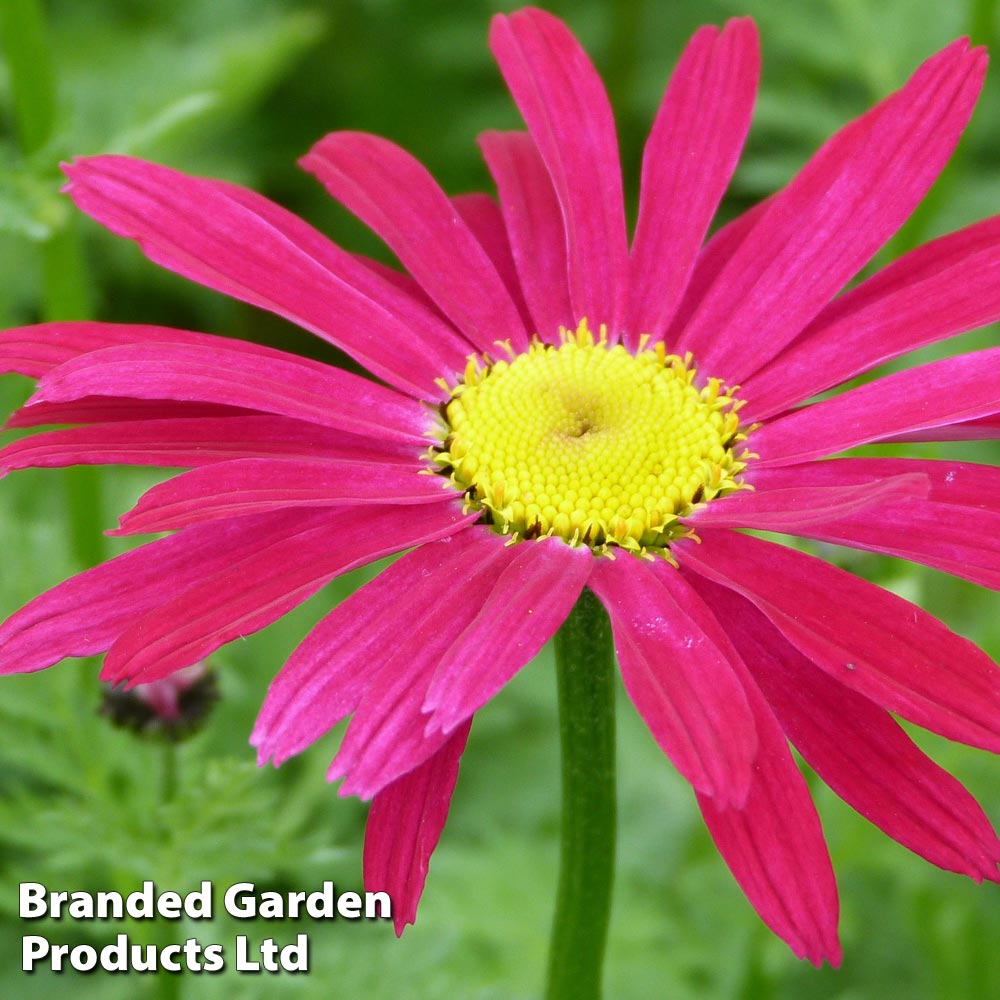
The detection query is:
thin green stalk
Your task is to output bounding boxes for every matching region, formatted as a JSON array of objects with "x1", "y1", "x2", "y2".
[
  {"x1": 5, "y1": 0, "x2": 106, "y2": 769},
  {"x1": 155, "y1": 740, "x2": 181, "y2": 1000},
  {"x1": 161, "y1": 740, "x2": 179, "y2": 806},
  {"x1": 0, "y1": 0, "x2": 57, "y2": 156},
  {"x1": 970, "y1": 0, "x2": 996, "y2": 48},
  {"x1": 43, "y1": 221, "x2": 102, "y2": 570},
  {"x1": 885, "y1": 0, "x2": 992, "y2": 261},
  {"x1": 545, "y1": 589, "x2": 617, "y2": 1000},
  {"x1": 603, "y1": 0, "x2": 647, "y2": 219},
  {"x1": 5, "y1": 0, "x2": 104, "y2": 568},
  {"x1": 156, "y1": 965, "x2": 182, "y2": 1000},
  {"x1": 41, "y1": 220, "x2": 95, "y2": 322}
]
